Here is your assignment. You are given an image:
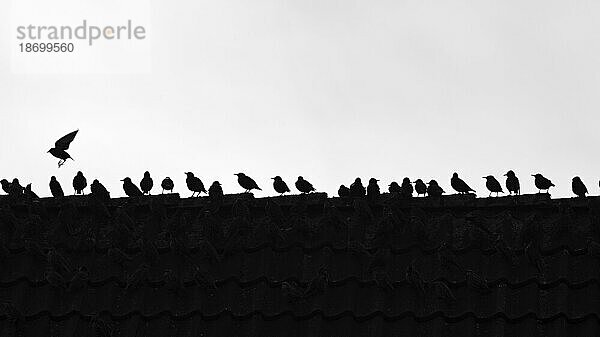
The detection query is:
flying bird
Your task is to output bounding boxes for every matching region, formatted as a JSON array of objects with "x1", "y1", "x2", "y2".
[
  {"x1": 48, "y1": 129, "x2": 78, "y2": 168},
  {"x1": 296, "y1": 176, "x2": 316, "y2": 194},
  {"x1": 90, "y1": 179, "x2": 110, "y2": 201},
  {"x1": 235, "y1": 173, "x2": 261, "y2": 193},
  {"x1": 49, "y1": 176, "x2": 64, "y2": 197},
  {"x1": 388, "y1": 182, "x2": 401, "y2": 194},
  {"x1": 272, "y1": 176, "x2": 290, "y2": 195},
  {"x1": 140, "y1": 171, "x2": 153, "y2": 195},
  {"x1": 185, "y1": 172, "x2": 206, "y2": 197},
  {"x1": 413, "y1": 179, "x2": 426, "y2": 197},
  {"x1": 350, "y1": 178, "x2": 366, "y2": 197},
  {"x1": 504, "y1": 170, "x2": 520, "y2": 195},
  {"x1": 427, "y1": 180, "x2": 445, "y2": 197},
  {"x1": 338, "y1": 185, "x2": 350, "y2": 197},
  {"x1": 532, "y1": 174, "x2": 554, "y2": 193},
  {"x1": 121, "y1": 177, "x2": 143, "y2": 197},
  {"x1": 483, "y1": 175, "x2": 503, "y2": 197},
  {"x1": 451, "y1": 173, "x2": 475, "y2": 194},
  {"x1": 572, "y1": 176, "x2": 588, "y2": 198},
  {"x1": 73, "y1": 171, "x2": 87, "y2": 195},
  {"x1": 161, "y1": 177, "x2": 174, "y2": 194},
  {"x1": 367, "y1": 178, "x2": 380, "y2": 198}
]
